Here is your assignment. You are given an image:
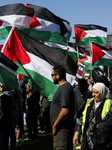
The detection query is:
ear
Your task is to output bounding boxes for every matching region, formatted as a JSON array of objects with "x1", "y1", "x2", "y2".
[{"x1": 56, "y1": 75, "x2": 59, "y2": 79}]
